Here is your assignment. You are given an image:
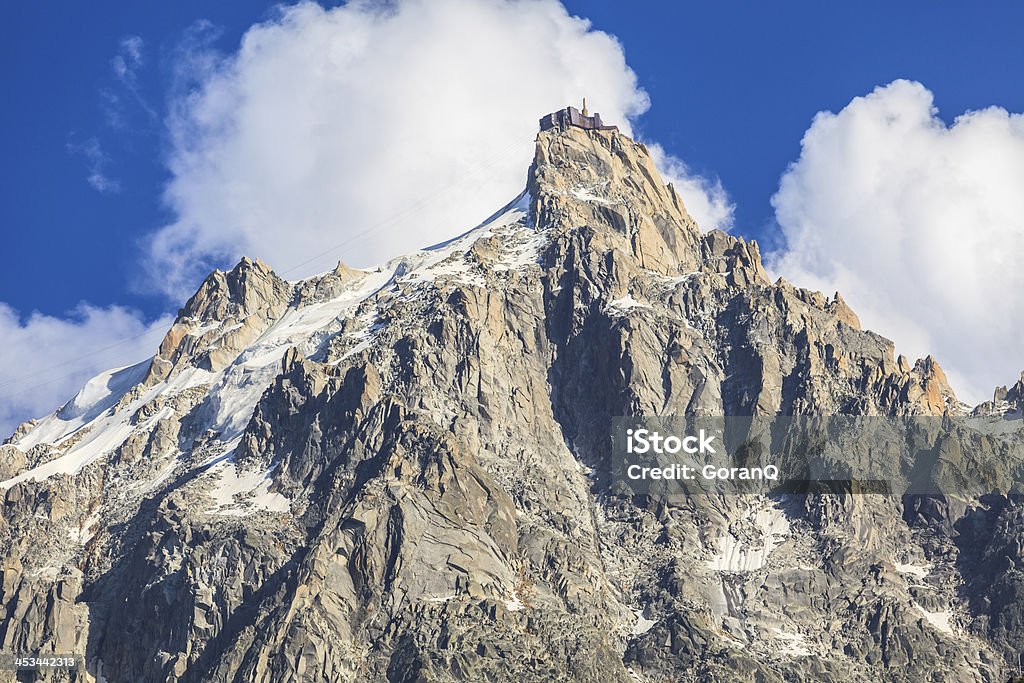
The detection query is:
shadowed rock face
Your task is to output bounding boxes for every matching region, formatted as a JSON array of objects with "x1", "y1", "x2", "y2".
[{"x1": 0, "y1": 124, "x2": 1021, "y2": 683}]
